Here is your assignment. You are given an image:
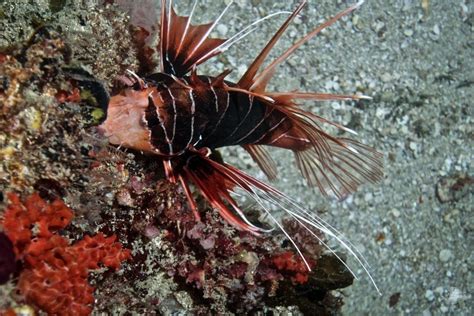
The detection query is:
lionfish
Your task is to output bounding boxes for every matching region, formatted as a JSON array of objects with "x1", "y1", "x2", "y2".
[{"x1": 100, "y1": 0, "x2": 383, "y2": 291}]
